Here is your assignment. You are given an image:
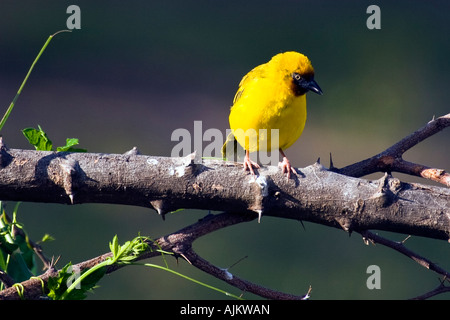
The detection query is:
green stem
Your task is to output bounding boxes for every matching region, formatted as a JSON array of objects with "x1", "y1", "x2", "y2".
[
  {"x1": 143, "y1": 263, "x2": 244, "y2": 300},
  {"x1": 0, "y1": 30, "x2": 71, "y2": 132},
  {"x1": 60, "y1": 260, "x2": 108, "y2": 300}
]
